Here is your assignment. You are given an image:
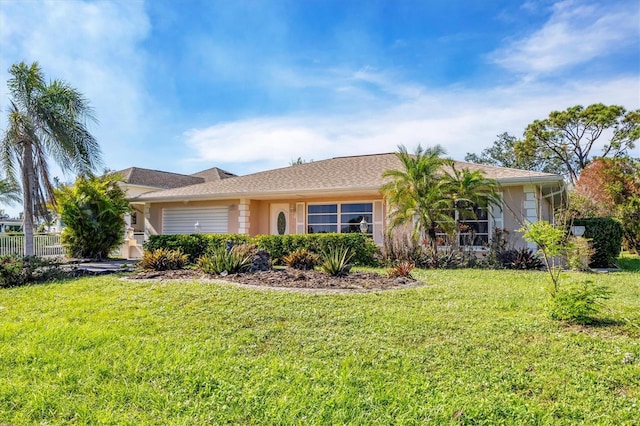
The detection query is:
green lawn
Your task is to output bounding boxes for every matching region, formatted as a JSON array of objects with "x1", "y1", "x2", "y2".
[{"x1": 1, "y1": 263, "x2": 639, "y2": 424}]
